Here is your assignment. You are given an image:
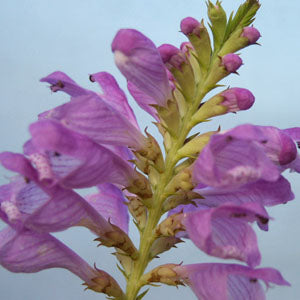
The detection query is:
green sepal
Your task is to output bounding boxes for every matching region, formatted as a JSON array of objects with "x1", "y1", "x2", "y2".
[
  {"x1": 207, "y1": 0, "x2": 227, "y2": 50},
  {"x1": 149, "y1": 236, "x2": 184, "y2": 260},
  {"x1": 136, "y1": 289, "x2": 150, "y2": 300},
  {"x1": 169, "y1": 60, "x2": 195, "y2": 101},
  {"x1": 156, "y1": 99, "x2": 182, "y2": 138},
  {"x1": 186, "y1": 19, "x2": 212, "y2": 72},
  {"x1": 177, "y1": 130, "x2": 218, "y2": 158},
  {"x1": 191, "y1": 93, "x2": 227, "y2": 125}
]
